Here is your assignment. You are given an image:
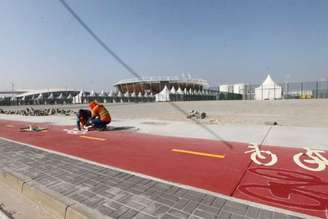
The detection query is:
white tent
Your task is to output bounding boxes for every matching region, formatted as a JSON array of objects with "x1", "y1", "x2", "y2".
[
  {"x1": 73, "y1": 90, "x2": 85, "y2": 104},
  {"x1": 155, "y1": 85, "x2": 170, "y2": 102},
  {"x1": 255, "y1": 75, "x2": 282, "y2": 100},
  {"x1": 137, "y1": 92, "x2": 143, "y2": 98},
  {"x1": 108, "y1": 90, "x2": 114, "y2": 97},
  {"x1": 176, "y1": 87, "x2": 184, "y2": 95},
  {"x1": 57, "y1": 93, "x2": 65, "y2": 99},
  {"x1": 99, "y1": 90, "x2": 106, "y2": 97},
  {"x1": 37, "y1": 93, "x2": 44, "y2": 100},
  {"x1": 170, "y1": 86, "x2": 176, "y2": 94},
  {"x1": 48, "y1": 93, "x2": 54, "y2": 100},
  {"x1": 117, "y1": 91, "x2": 122, "y2": 97},
  {"x1": 90, "y1": 90, "x2": 97, "y2": 97},
  {"x1": 67, "y1": 93, "x2": 73, "y2": 99},
  {"x1": 124, "y1": 91, "x2": 130, "y2": 97}
]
